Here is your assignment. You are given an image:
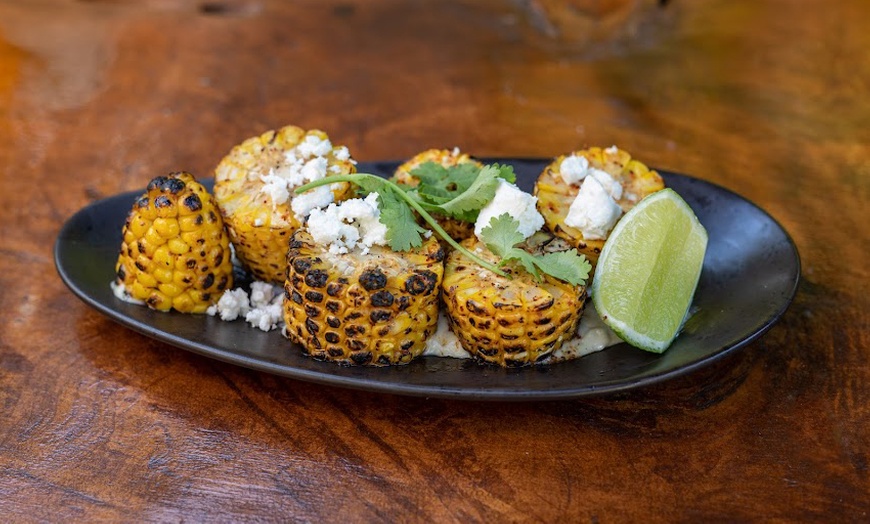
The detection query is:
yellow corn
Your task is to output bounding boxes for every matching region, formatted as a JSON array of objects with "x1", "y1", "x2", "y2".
[
  {"x1": 213, "y1": 125, "x2": 356, "y2": 284},
  {"x1": 441, "y1": 234, "x2": 586, "y2": 367},
  {"x1": 284, "y1": 230, "x2": 445, "y2": 366},
  {"x1": 114, "y1": 172, "x2": 234, "y2": 313},
  {"x1": 534, "y1": 146, "x2": 665, "y2": 265}
]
